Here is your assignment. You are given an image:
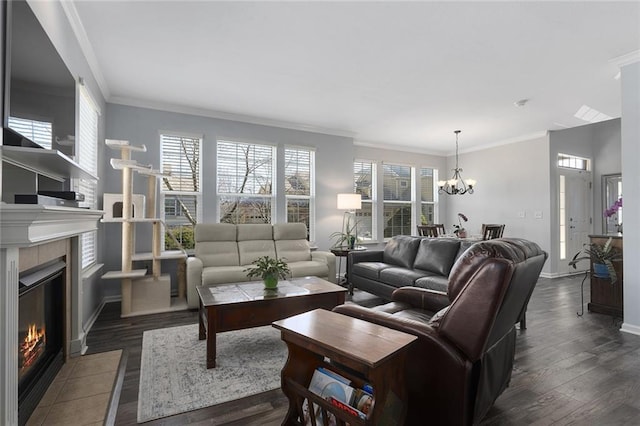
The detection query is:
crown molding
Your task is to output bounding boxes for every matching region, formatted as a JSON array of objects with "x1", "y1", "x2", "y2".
[
  {"x1": 108, "y1": 96, "x2": 356, "y2": 139},
  {"x1": 353, "y1": 140, "x2": 447, "y2": 157},
  {"x1": 610, "y1": 50, "x2": 640, "y2": 68},
  {"x1": 60, "y1": 1, "x2": 111, "y2": 99}
]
